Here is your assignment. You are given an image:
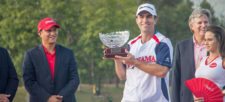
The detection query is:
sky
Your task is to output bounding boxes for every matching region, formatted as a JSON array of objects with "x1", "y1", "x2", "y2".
[{"x1": 191, "y1": 0, "x2": 225, "y2": 22}]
